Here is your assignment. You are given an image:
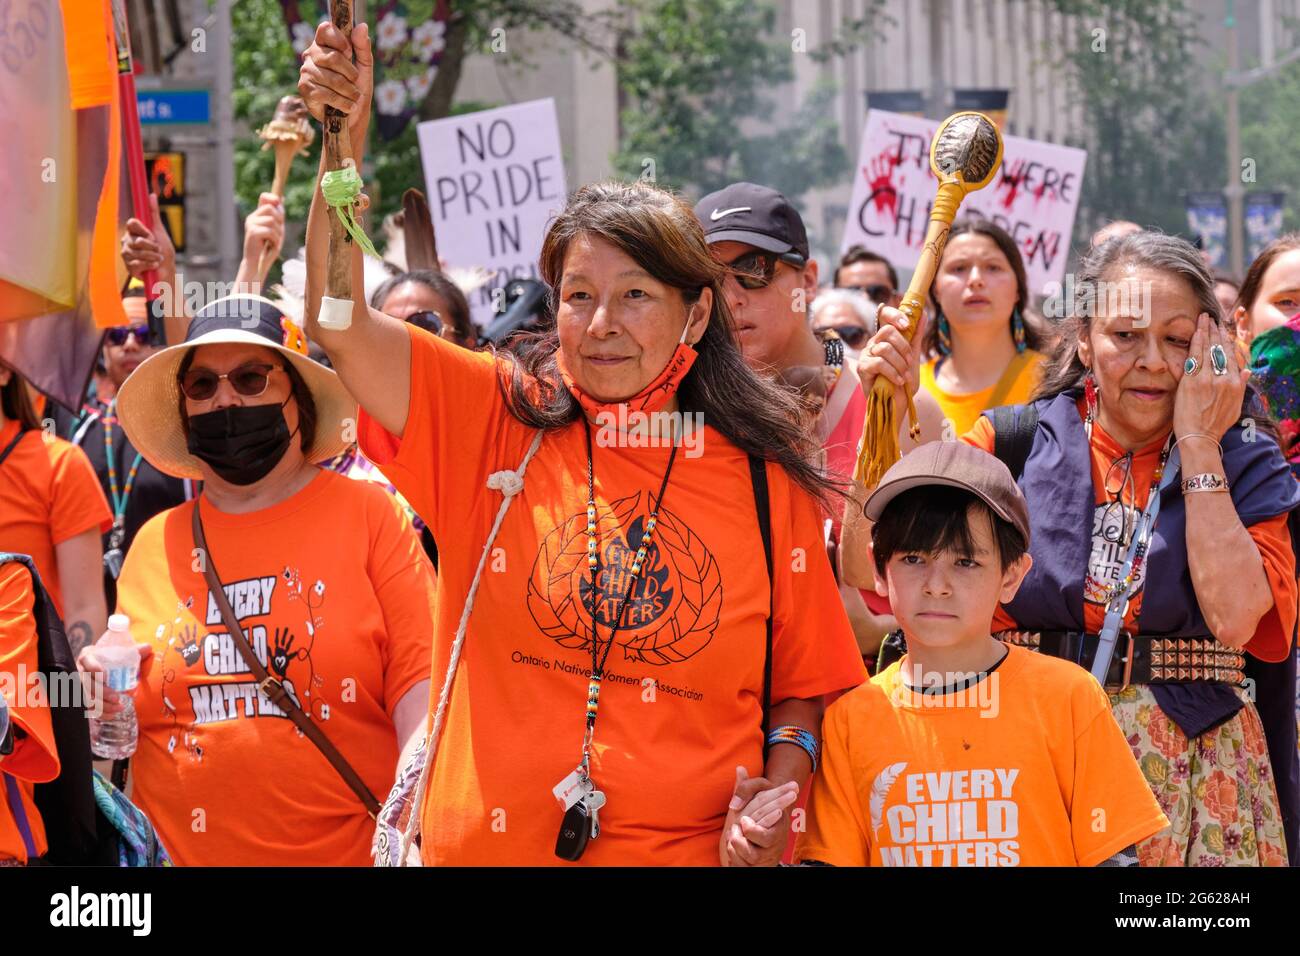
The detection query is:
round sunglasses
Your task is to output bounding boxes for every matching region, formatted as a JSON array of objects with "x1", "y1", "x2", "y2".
[
  {"x1": 105, "y1": 323, "x2": 151, "y2": 346},
  {"x1": 180, "y1": 362, "x2": 285, "y2": 402}
]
